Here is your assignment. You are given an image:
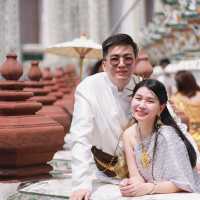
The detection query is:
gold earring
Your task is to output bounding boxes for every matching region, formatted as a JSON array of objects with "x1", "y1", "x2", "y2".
[{"x1": 155, "y1": 115, "x2": 162, "y2": 129}]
